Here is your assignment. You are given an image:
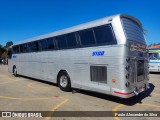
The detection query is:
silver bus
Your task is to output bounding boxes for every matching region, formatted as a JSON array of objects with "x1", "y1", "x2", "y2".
[
  {"x1": 149, "y1": 48, "x2": 160, "y2": 72},
  {"x1": 8, "y1": 14, "x2": 150, "y2": 98}
]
